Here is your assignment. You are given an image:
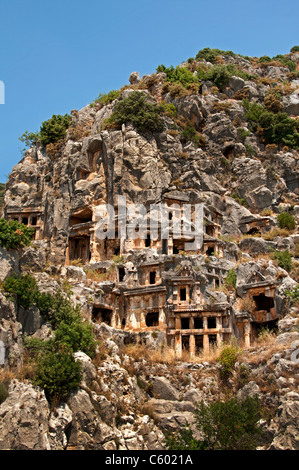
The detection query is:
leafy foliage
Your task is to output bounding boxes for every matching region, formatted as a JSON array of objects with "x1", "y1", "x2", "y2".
[
  {"x1": 39, "y1": 114, "x2": 72, "y2": 146},
  {"x1": 157, "y1": 65, "x2": 199, "y2": 89},
  {"x1": 93, "y1": 89, "x2": 121, "y2": 106},
  {"x1": 3, "y1": 274, "x2": 38, "y2": 309},
  {"x1": 165, "y1": 396, "x2": 263, "y2": 450},
  {"x1": 195, "y1": 48, "x2": 237, "y2": 63},
  {"x1": 19, "y1": 113, "x2": 72, "y2": 149},
  {"x1": 285, "y1": 285, "x2": 299, "y2": 304},
  {"x1": 277, "y1": 212, "x2": 296, "y2": 230},
  {"x1": 224, "y1": 269, "x2": 237, "y2": 289},
  {"x1": 179, "y1": 122, "x2": 206, "y2": 147},
  {"x1": 243, "y1": 99, "x2": 299, "y2": 149},
  {"x1": 105, "y1": 91, "x2": 165, "y2": 134},
  {"x1": 3, "y1": 274, "x2": 97, "y2": 357},
  {"x1": 6, "y1": 273, "x2": 99, "y2": 403},
  {"x1": 53, "y1": 320, "x2": 97, "y2": 358},
  {"x1": 32, "y1": 342, "x2": 82, "y2": 402},
  {"x1": 0, "y1": 218, "x2": 34, "y2": 249},
  {"x1": 271, "y1": 249, "x2": 293, "y2": 272},
  {"x1": 217, "y1": 342, "x2": 241, "y2": 380}
]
